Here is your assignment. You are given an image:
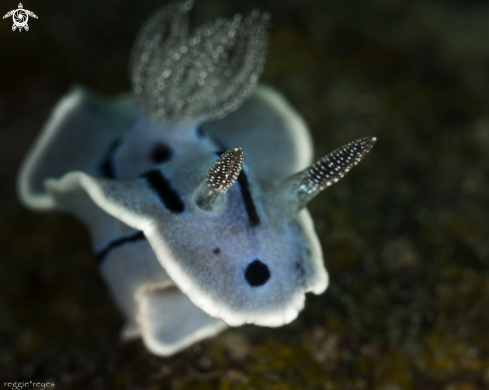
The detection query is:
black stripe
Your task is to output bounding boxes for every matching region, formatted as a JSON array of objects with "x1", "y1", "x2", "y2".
[
  {"x1": 96, "y1": 231, "x2": 146, "y2": 263},
  {"x1": 214, "y1": 151, "x2": 260, "y2": 227},
  {"x1": 100, "y1": 138, "x2": 122, "y2": 178},
  {"x1": 237, "y1": 170, "x2": 260, "y2": 227},
  {"x1": 142, "y1": 169, "x2": 185, "y2": 213}
]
